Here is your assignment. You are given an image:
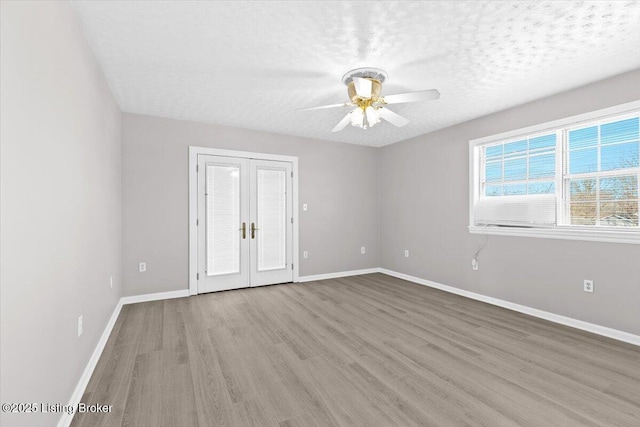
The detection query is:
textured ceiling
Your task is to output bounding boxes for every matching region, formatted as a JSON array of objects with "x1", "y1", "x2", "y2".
[{"x1": 71, "y1": 1, "x2": 640, "y2": 147}]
